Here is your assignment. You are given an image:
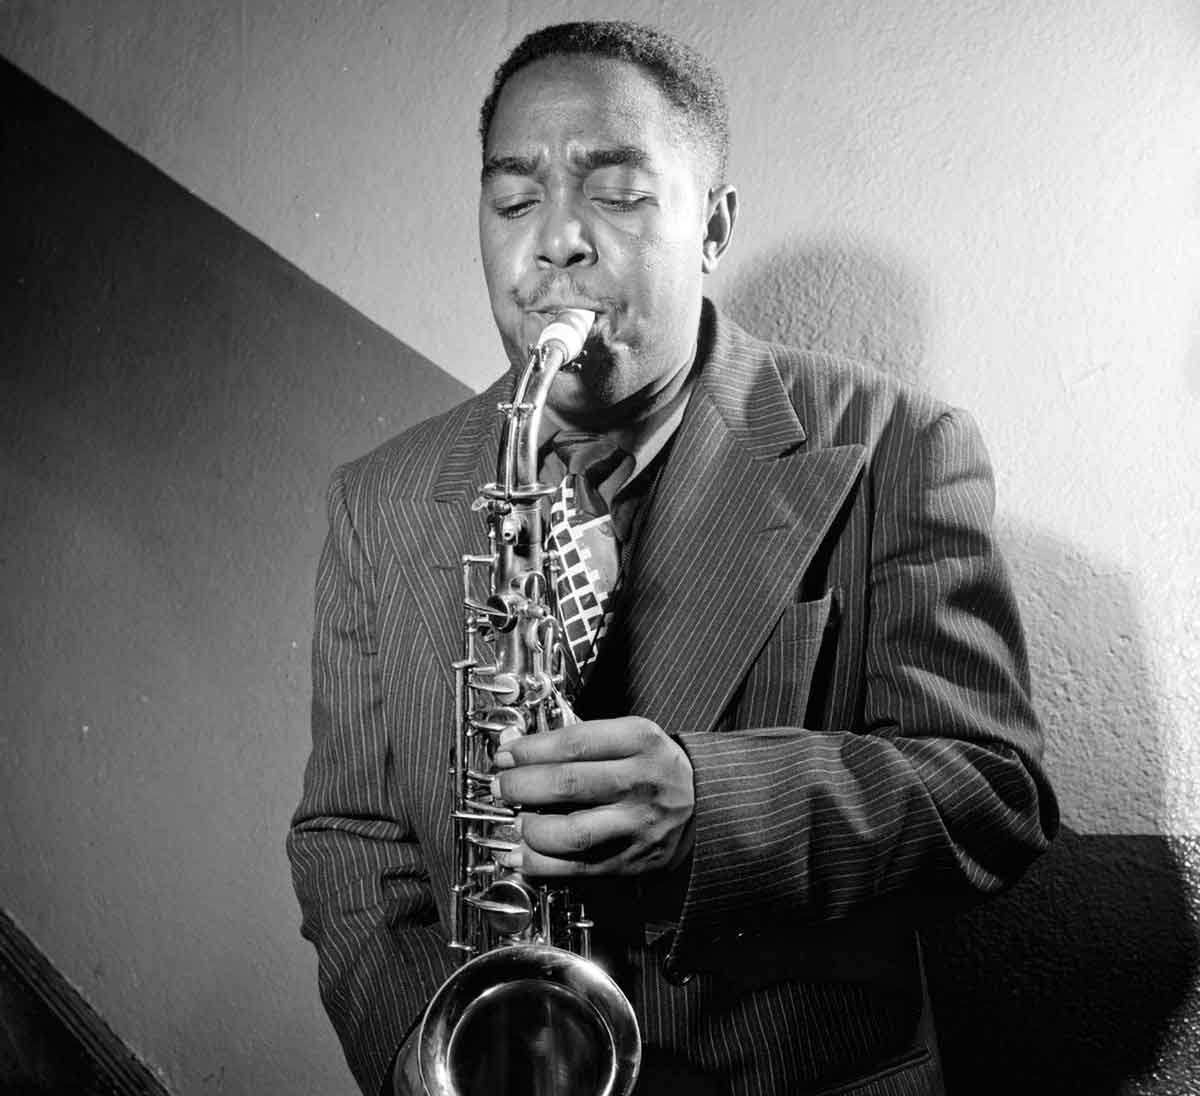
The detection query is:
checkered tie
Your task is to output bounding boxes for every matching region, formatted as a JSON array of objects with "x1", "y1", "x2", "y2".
[{"x1": 546, "y1": 432, "x2": 625, "y2": 685}]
